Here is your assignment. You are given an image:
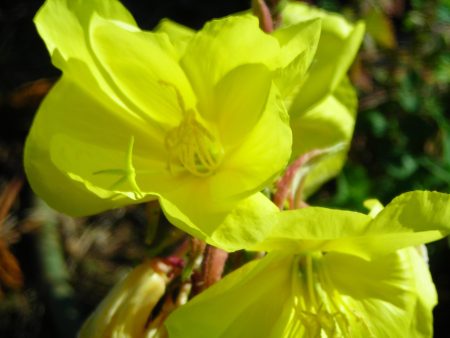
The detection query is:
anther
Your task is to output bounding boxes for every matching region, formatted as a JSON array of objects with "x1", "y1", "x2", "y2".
[{"x1": 165, "y1": 111, "x2": 223, "y2": 176}]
